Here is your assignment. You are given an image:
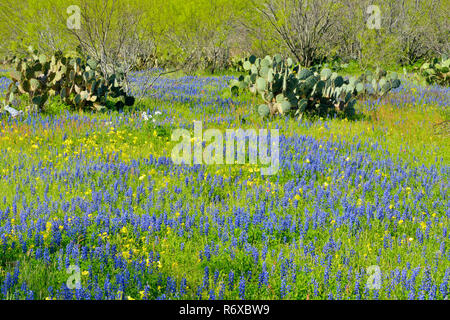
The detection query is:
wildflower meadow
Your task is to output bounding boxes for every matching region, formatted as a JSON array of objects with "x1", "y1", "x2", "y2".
[
  {"x1": 0, "y1": 0, "x2": 448, "y2": 307},
  {"x1": 0, "y1": 71, "x2": 448, "y2": 301}
]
